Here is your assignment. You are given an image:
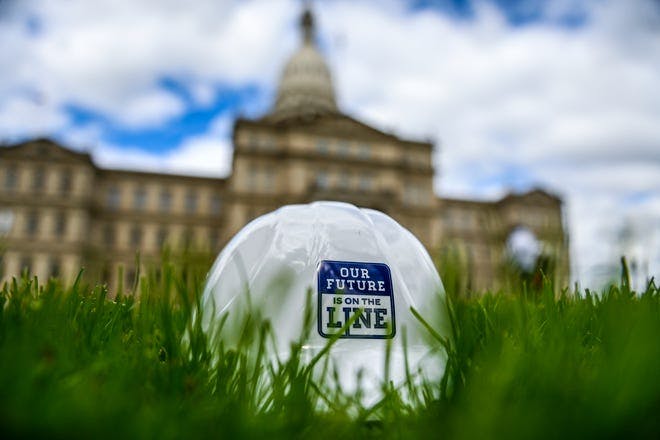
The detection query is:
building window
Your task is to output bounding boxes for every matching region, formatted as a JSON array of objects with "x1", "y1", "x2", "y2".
[
  {"x1": 263, "y1": 169, "x2": 275, "y2": 191},
  {"x1": 130, "y1": 225, "x2": 142, "y2": 247},
  {"x1": 359, "y1": 176, "x2": 372, "y2": 192},
  {"x1": 404, "y1": 185, "x2": 414, "y2": 205},
  {"x1": 338, "y1": 171, "x2": 350, "y2": 189},
  {"x1": 103, "y1": 224, "x2": 115, "y2": 247},
  {"x1": 49, "y1": 259, "x2": 60, "y2": 278},
  {"x1": 133, "y1": 186, "x2": 146, "y2": 210},
  {"x1": 247, "y1": 166, "x2": 258, "y2": 191},
  {"x1": 126, "y1": 268, "x2": 137, "y2": 287},
  {"x1": 185, "y1": 190, "x2": 197, "y2": 213},
  {"x1": 101, "y1": 264, "x2": 111, "y2": 284},
  {"x1": 33, "y1": 167, "x2": 45, "y2": 191},
  {"x1": 60, "y1": 171, "x2": 72, "y2": 195},
  {"x1": 358, "y1": 143, "x2": 371, "y2": 159},
  {"x1": 55, "y1": 212, "x2": 67, "y2": 237},
  {"x1": 107, "y1": 186, "x2": 120, "y2": 209},
  {"x1": 182, "y1": 228, "x2": 194, "y2": 247},
  {"x1": 159, "y1": 189, "x2": 172, "y2": 213},
  {"x1": 337, "y1": 141, "x2": 350, "y2": 157},
  {"x1": 211, "y1": 195, "x2": 222, "y2": 216},
  {"x1": 20, "y1": 256, "x2": 32, "y2": 274},
  {"x1": 445, "y1": 210, "x2": 462, "y2": 228},
  {"x1": 405, "y1": 184, "x2": 426, "y2": 206},
  {"x1": 248, "y1": 135, "x2": 259, "y2": 151},
  {"x1": 316, "y1": 171, "x2": 328, "y2": 189},
  {"x1": 4, "y1": 168, "x2": 17, "y2": 190},
  {"x1": 25, "y1": 211, "x2": 39, "y2": 237},
  {"x1": 261, "y1": 137, "x2": 276, "y2": 151},
  {"x1": 316, "y1": 139, "x2": 329, "y2": 155},
  {"x1": 0, "y1": 209, "x2": 14, "y2": 236},
  {"x1": 157, "y1": 227, "x2": 168, "y2": 248},
  {"x1": 209, "y1": 228, "x2": 219, "y2": 249}
]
